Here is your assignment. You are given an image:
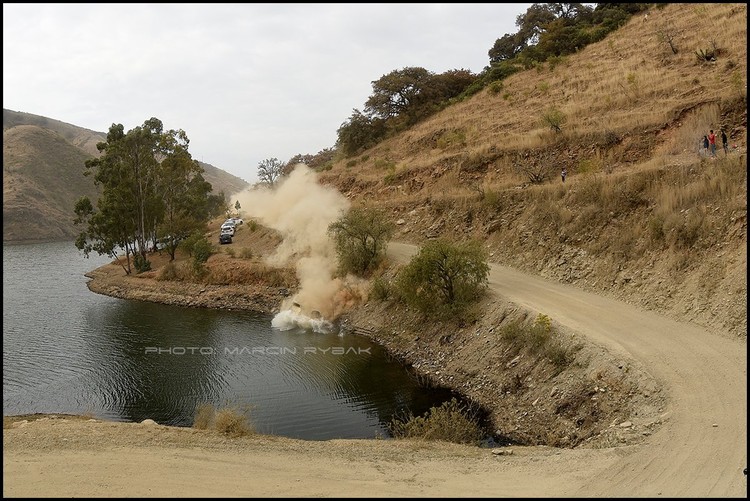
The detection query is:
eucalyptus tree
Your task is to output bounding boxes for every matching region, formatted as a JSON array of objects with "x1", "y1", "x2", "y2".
[{"x1": 74, "y1": 117, "x2": 214, "y2": 272}]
